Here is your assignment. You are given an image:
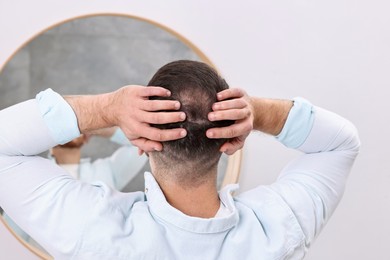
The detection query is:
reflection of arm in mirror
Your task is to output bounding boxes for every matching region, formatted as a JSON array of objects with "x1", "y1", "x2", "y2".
[
  {"x1": 80, "y1": 128, "x2": 149, "y2": 191},
  {"x1": 50, "y1": 127, "x2": 148, "y2": 191},
  {"x1": 0, "y1": 60, "x2": 360, "y2": 259}
]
